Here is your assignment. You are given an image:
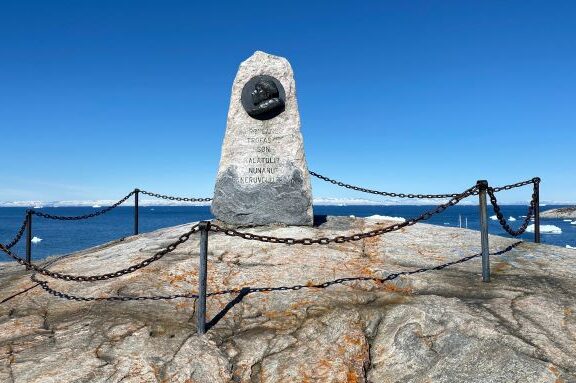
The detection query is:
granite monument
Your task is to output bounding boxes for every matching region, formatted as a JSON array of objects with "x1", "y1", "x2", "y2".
[{"x1": 211, "y1": 51, "x2": 313, "y2": 226}]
